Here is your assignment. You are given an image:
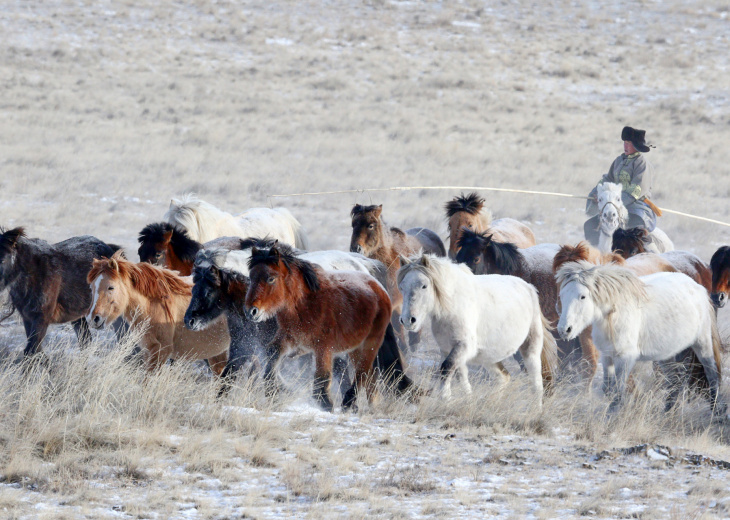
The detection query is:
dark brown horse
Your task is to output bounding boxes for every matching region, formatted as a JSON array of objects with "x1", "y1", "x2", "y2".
[
  {"x1": 445, "y1": 192, "x2": 536, "y2": 258},
  {"x1": 0, "y1": 227, "x2": 122, "y2": 357},
  {"x1": 350, "y1": 204, "x2": 445, "y2": 350},
  {"x1": 710, "y1": 246, "x2": 730, "y2": 308},
  {"x1": 137, "y1": 222, "x2": 243, "y2": 276},
  {"x1": 612, "y1": 228, "x2": 712, "y2": 292},
  {"x1": 245, "y1": 244, "x2": 410, "y2": 412}
]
